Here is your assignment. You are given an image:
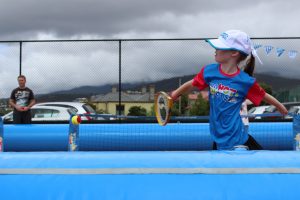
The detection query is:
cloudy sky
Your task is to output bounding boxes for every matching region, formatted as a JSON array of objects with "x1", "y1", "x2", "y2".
[
  {"x1": 1, "y1": 0, "x2": 299, "y2": 39},
  {"x1": 0, "y1": 0, "x2": 300, "y2": 96}
]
